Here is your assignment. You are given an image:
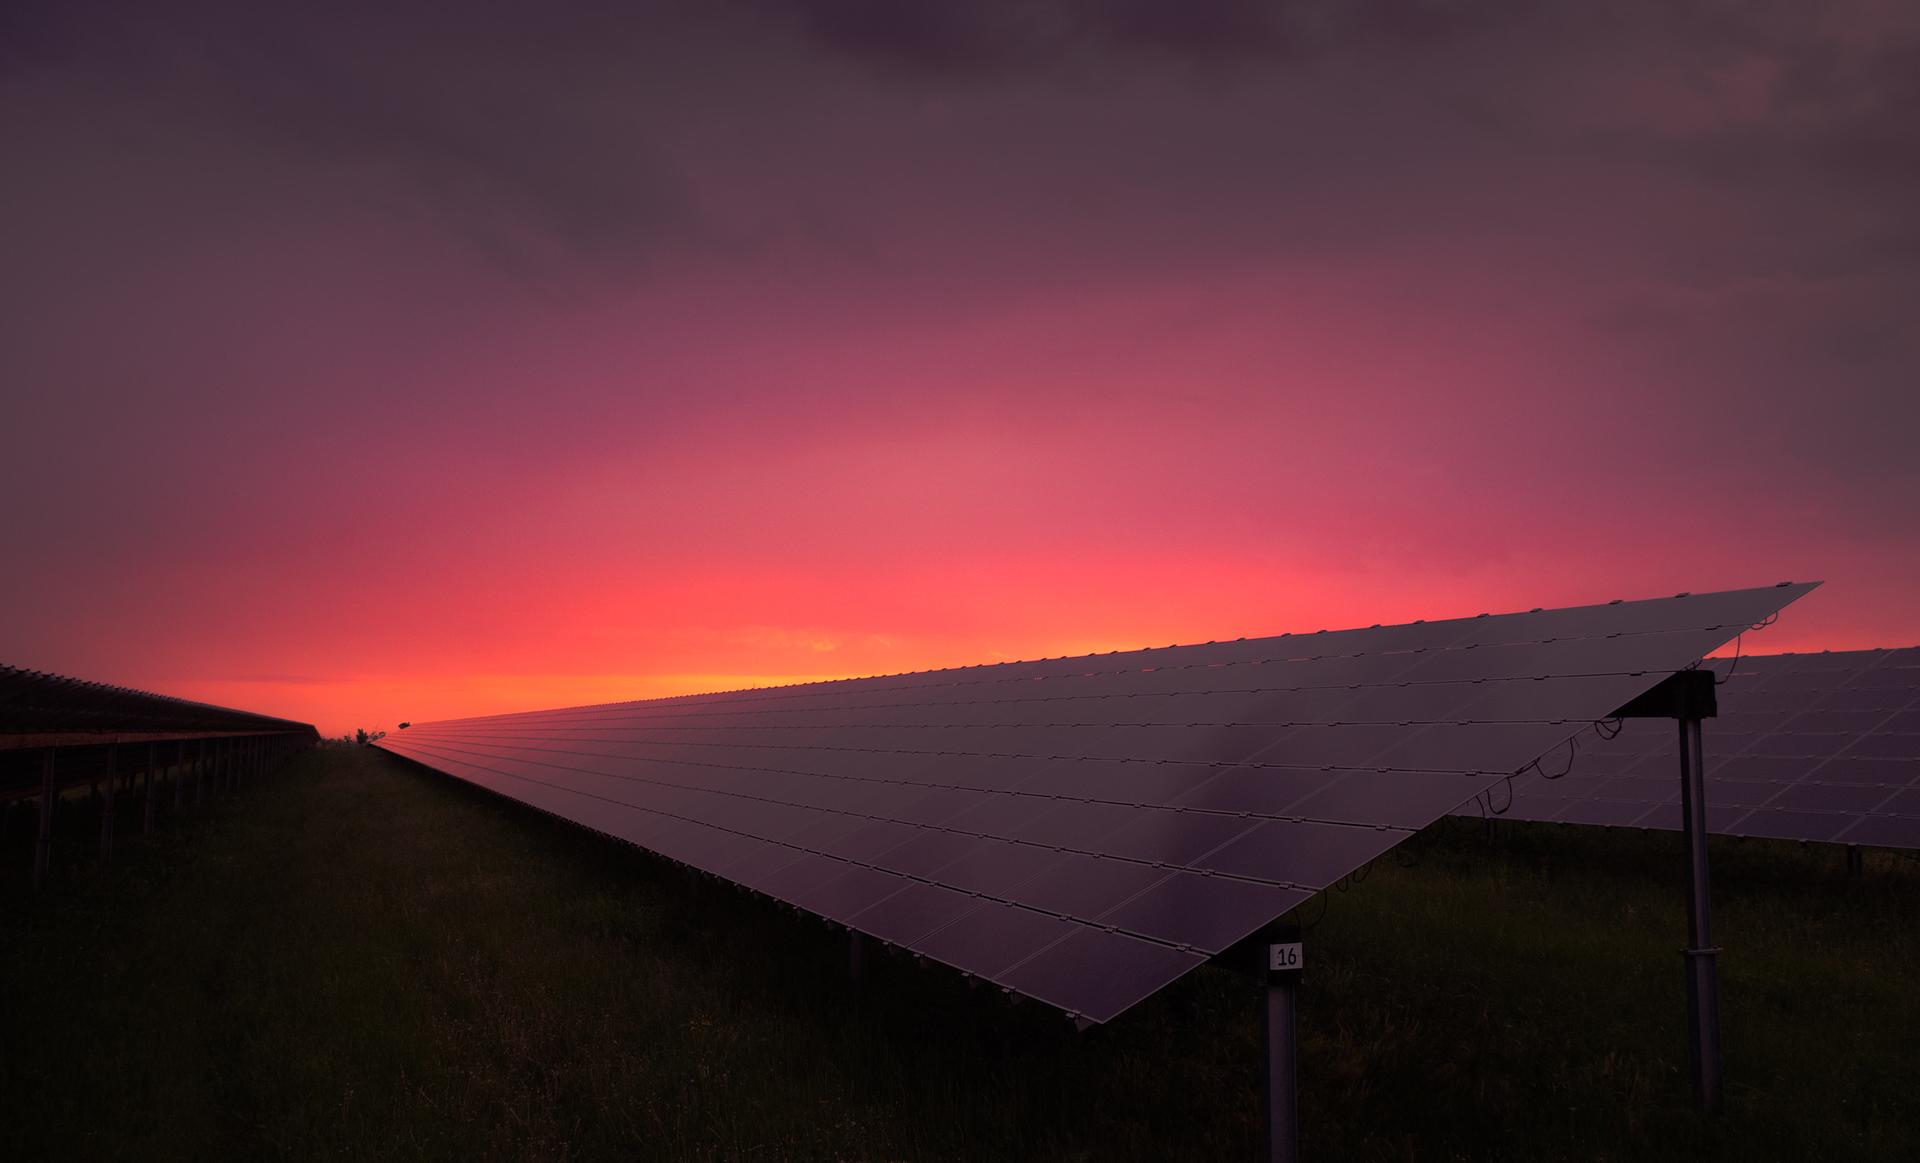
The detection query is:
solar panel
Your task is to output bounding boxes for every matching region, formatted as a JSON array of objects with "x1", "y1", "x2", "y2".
[
  {"x1": 377, "y1": 583, "x2": 1814, "y2": 1023},
  {"x1": 1498, "y1": 645, "x2": 1920, "y2": 850}
]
